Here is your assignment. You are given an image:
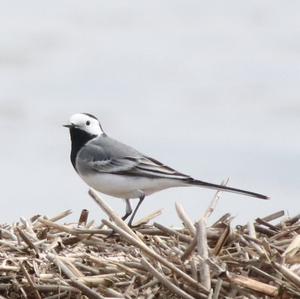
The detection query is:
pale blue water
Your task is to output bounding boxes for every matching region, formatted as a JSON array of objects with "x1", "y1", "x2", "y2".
[{"x1": 0, "y1": 1, "x2": 299, "y2": 225}]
